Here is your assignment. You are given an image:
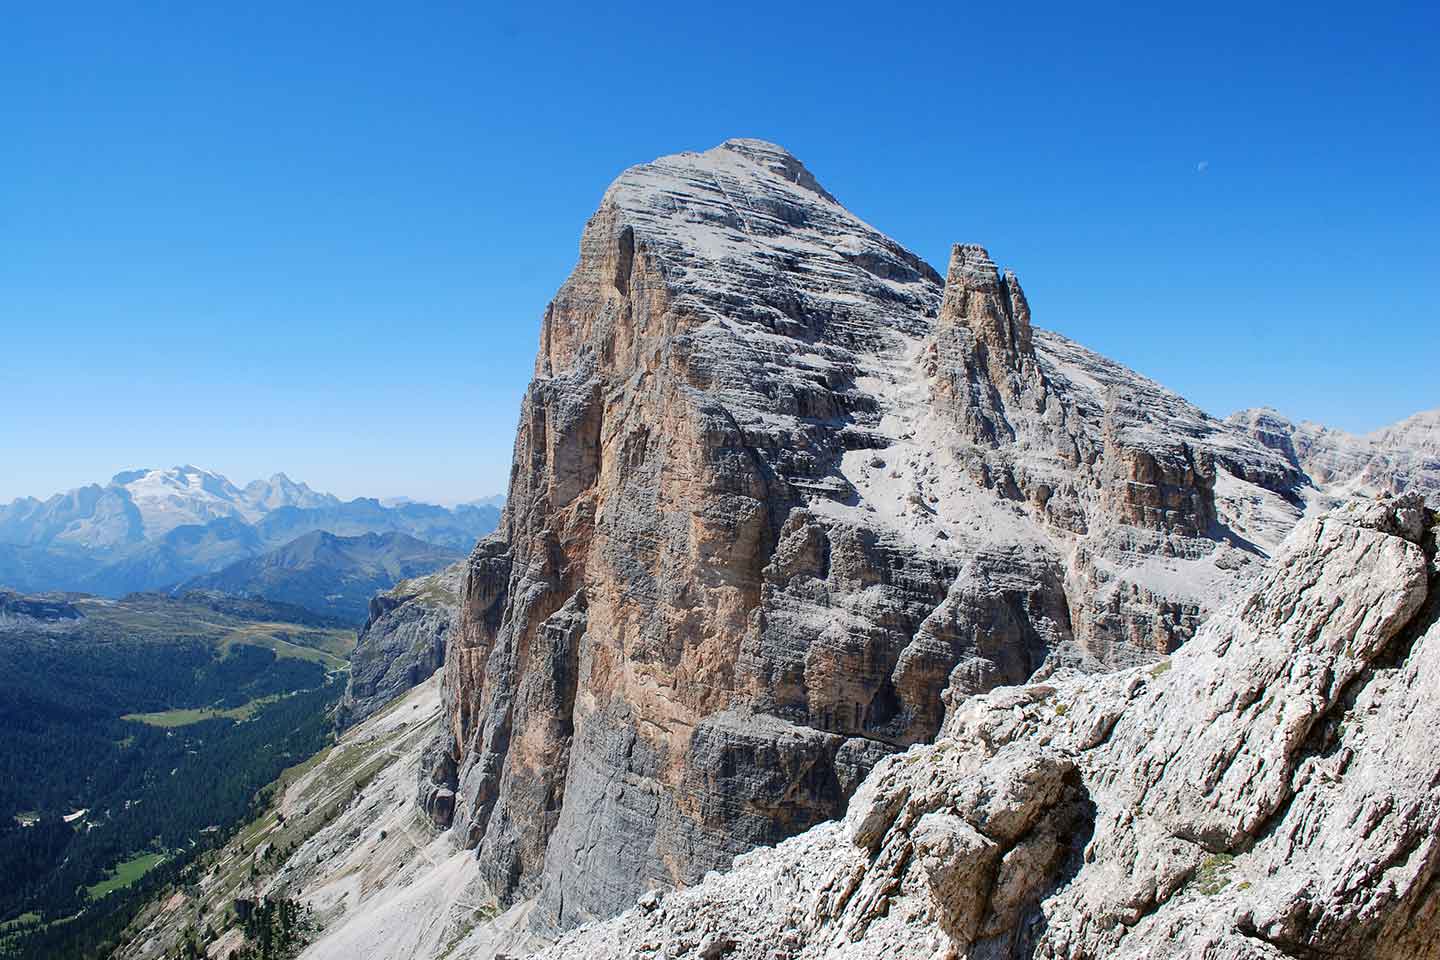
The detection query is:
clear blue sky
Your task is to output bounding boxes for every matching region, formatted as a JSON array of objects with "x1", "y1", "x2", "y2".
[{"x1": 3, "y1": 1, "x2": 1435, "y2": 504}]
